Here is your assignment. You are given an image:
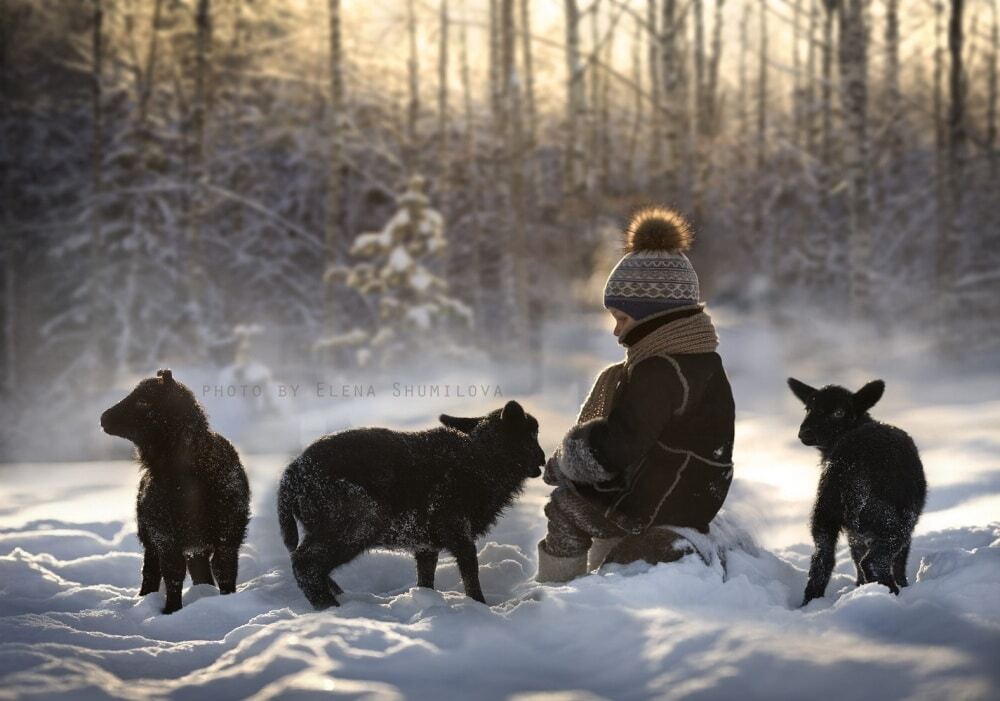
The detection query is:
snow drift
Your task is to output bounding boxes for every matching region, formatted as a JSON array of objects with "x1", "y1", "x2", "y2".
[{"x1": 1, "y1": 456, "x2": 998, "y2": 701}]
